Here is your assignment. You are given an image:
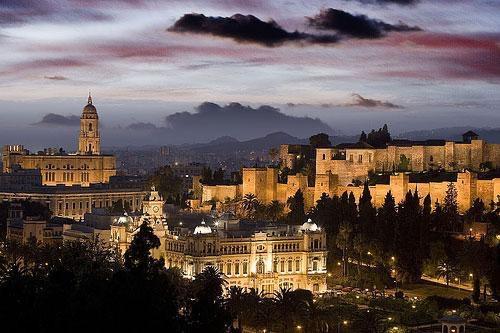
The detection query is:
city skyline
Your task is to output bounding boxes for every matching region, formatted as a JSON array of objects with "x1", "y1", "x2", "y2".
[{"x1": 0, "y1": 0, "x2": 499, "y2": 143}]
